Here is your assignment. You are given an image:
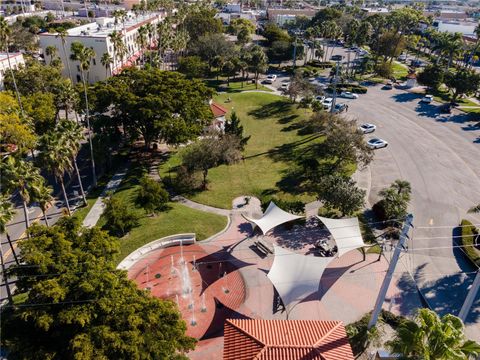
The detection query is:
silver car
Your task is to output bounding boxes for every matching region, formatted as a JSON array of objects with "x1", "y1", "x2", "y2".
[
  {"x1": 359, "y1": 123, "x2": 376, "y2": 134},
  {"x1": 367, "y1": 138, "x2": 388, "y2": 149}
]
